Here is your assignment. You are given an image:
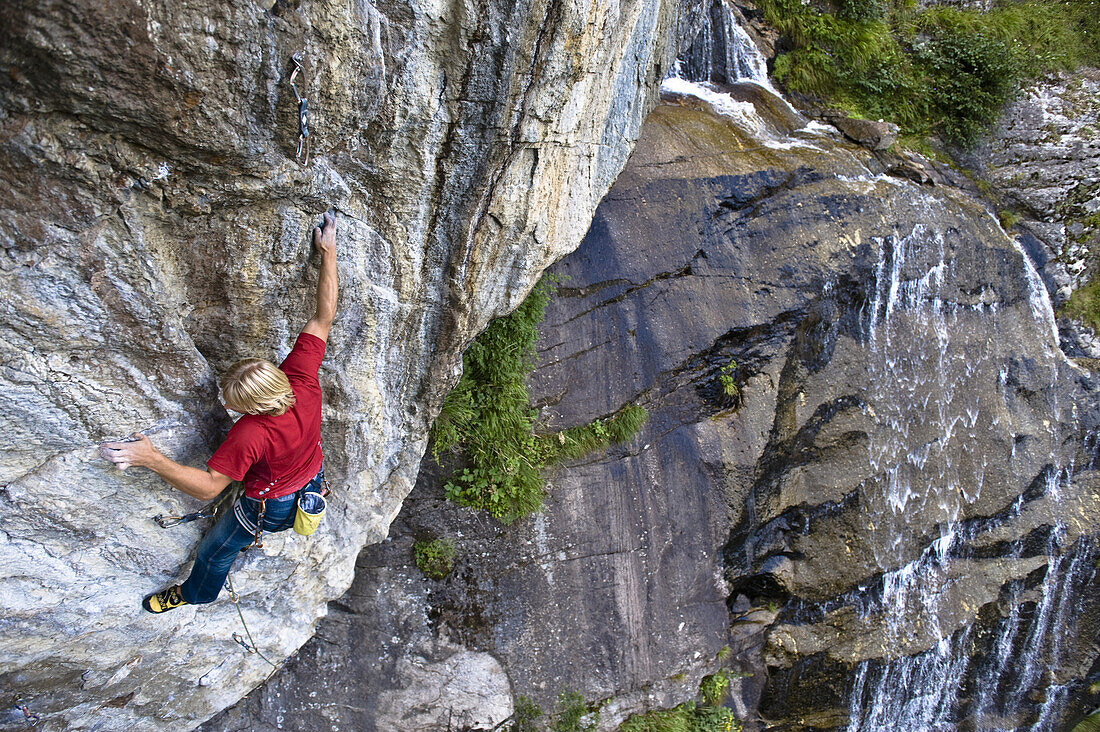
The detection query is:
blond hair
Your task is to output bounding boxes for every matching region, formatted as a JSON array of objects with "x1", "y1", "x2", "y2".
[{"x1": 220, "y1": 359, "x2": 296, "y2": 416}]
